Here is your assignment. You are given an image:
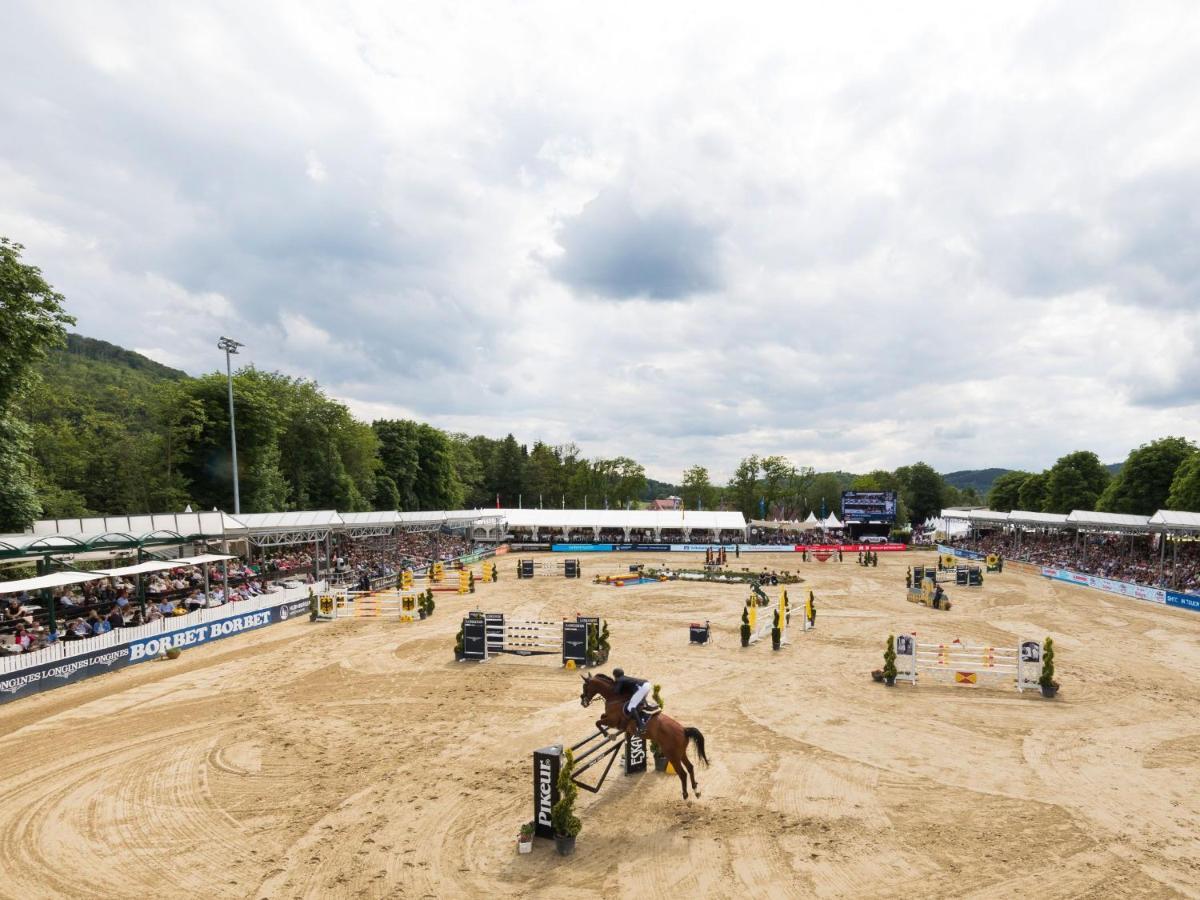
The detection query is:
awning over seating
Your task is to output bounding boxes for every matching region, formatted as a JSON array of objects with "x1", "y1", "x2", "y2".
[{"x1": 0, "y1": 572, "x2": 109, "y2": 595}]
